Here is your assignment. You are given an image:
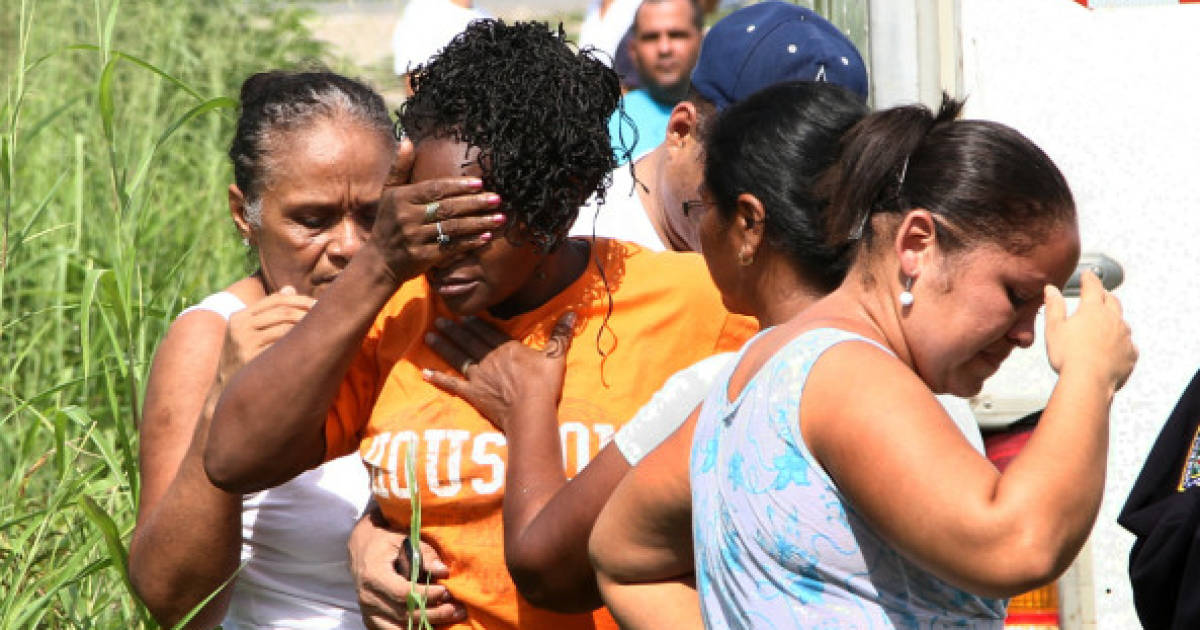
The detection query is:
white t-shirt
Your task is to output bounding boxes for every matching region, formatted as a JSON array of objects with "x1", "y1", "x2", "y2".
[
  {"x1": 183, "y1": 291, "x2": 372, "y2": 630},
  {"x1": 392, "y1": 0, "x2": 487, "y2": 76},
  {"x1": 615, "y1": 353, "x2": 733, "y2": 464},
  {"x1": 570, "y1": 163, "x2": 665, "y2": 251},
  {"x1": 613, "y1": 353, "x2": 985, "y2": 466},
  {"x1": 577, "y1": 0, "x2": 643, "y2": 66}
]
